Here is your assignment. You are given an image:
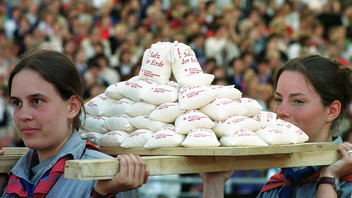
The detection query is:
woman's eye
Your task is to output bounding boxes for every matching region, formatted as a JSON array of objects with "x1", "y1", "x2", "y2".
[
  {"x1": 12, "y1": 100, "x2": 22, "y2": 106},
  {"x1": 274, "y1": 98, "x2": 282, "y2": 103},
  {"x1": 294, "y1": 99, "x2": 304, "y2": 104},
  {"x1": 33, "y1": 98, "x2": 42, "y2": 104}
]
